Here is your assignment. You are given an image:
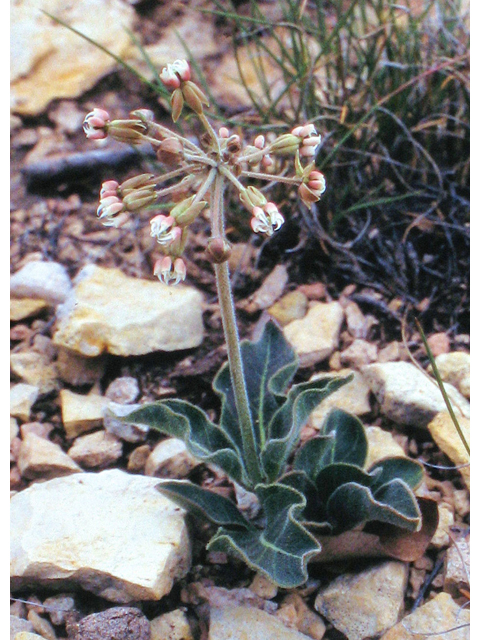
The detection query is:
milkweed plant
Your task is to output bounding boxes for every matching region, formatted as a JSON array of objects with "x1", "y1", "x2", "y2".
[{"x1": 84, "y1": 60, "x2": 425, "y2": 588}]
